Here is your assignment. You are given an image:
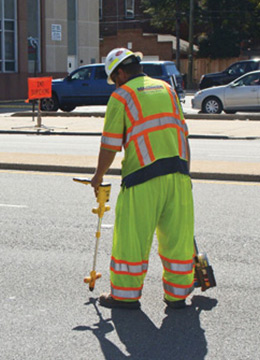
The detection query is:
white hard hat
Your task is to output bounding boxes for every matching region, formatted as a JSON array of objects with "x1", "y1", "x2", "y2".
[{"x1": 105, "y1": 48, "x2": 143, "y2": 84}]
